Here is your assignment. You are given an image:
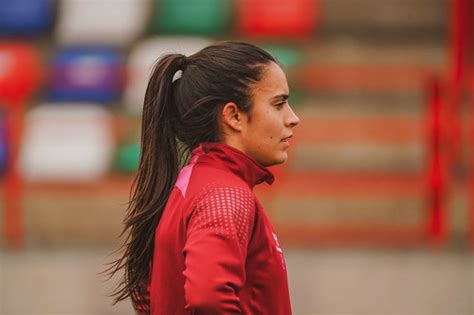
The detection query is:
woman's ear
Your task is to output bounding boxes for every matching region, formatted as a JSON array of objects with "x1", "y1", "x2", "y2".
[{"x1": 221, "y1": 102, "x2": 244, "y2": 132}]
